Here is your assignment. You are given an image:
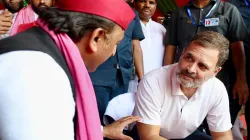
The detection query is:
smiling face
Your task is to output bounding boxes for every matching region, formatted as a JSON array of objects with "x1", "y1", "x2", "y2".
[
  {"x1": 176, "y1": 42, "x2": 221, "y2": 88},
  {"x1": 134, "y1": 0, "x2": 157, "y2": 22}
]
